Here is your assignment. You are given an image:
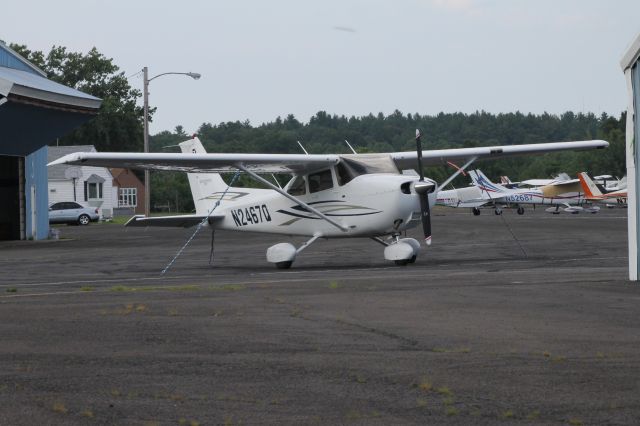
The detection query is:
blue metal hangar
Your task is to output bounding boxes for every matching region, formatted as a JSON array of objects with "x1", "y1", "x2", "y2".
[{"x1": 0, "y1": 42, "x2": 101, "y2": 240}]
